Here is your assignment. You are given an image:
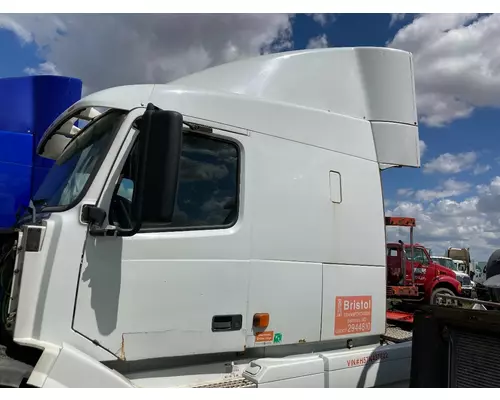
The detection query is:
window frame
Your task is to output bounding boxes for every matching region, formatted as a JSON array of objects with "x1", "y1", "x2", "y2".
[
  {"x1": 114, "y1": 128, "x2": 242, "y2": 234},
  {"x1": 386, "y1": 247, "x2": 398, "y2": 257}
]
